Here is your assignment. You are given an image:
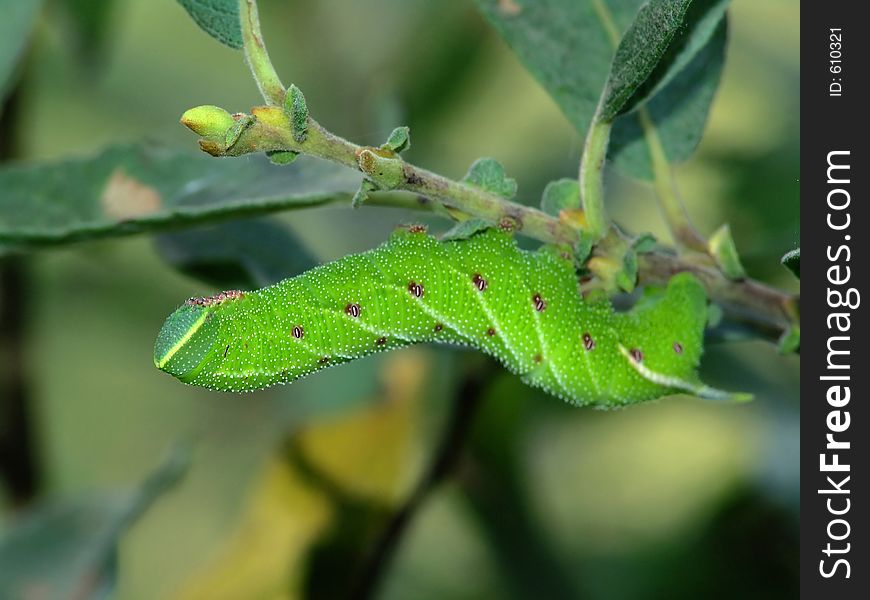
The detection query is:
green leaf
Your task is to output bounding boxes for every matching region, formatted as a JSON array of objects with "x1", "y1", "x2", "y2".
[
  {"x1": 462, "y1": 157, "x2": 517, "y2": 199},
  {"x1": 351, "y1": 179, "x2": 378, "y2": 209},
  {"x1": 632, "y1": 232, "x2": 658, "y2": 254},
  {"x1": 777, "y1": 325, "x2": 800, "y2": 355},
  {"x1": 0, "y1": 0, "x2": 43, "y2": 103},
  {"x1": 176, "y1": 0, "x2": 242, "y2": 49},
  {"x1": 573, "y1": 230, "x2": 593, "y2": 265},
  {"x1": 616, "y1": 0, "x2": 731, "y2": 117},
  {"x1": 382, "y1": 126, "x2": 411, "y2": 154},
  {"x1": 709, "y1": 223, "x2": 746, "y2": 280},
  {"x1": 155, "y1": 217, "x2": 318, "y2": 289},
  {"x1": 0, "y1": 144, "x2": 361, "y2": 251},
  {"x1": 540, "y1": 178, "x2": 580, "y2": 217},
  {"x1": 473, "y1": 0, "x2": 729, "y2": 179},
  {"x1": 599, "y1": 0, "x2": 692, "y2": 121},
  {"x1": 0, "y1": 444, "x2": 189, "y2": 599},
  {"x1": 283, "y1": 84, "x2": 309, "y2": 143},
  {"x1": 781, "y1": 248, "x2": 799, "y2": 279},
  {"x1": 266, "y1": 150, "x2": 300, "y2": 165},
  {"x1": 609, "y1": 18, "x2": 727, "y2": 178},
  {"x1": 440, "y1": 218, "x2": 493, "y2": 242}
]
